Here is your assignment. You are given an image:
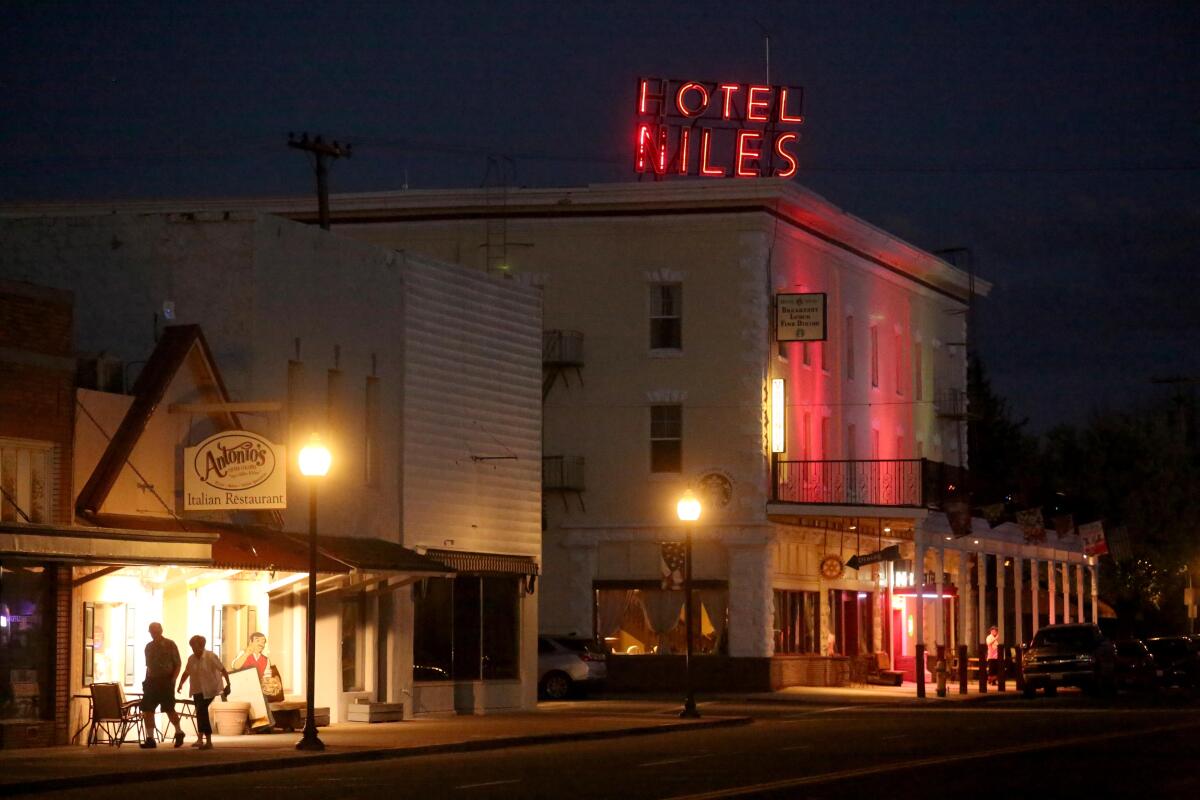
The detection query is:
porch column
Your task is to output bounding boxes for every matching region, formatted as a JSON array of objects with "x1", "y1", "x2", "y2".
[
  {"x1": 914, "y1": 532, "x2": 926, "y2": 695},
  {"x1": 1090, "y1": 564, "x2": 1099, "y2": 624},
  {"x1": 1076, "y1": 562, "x2": 1085, "y2": 622},
  {"x1": 1013, "y1": 556, "x2": 1025, "y2": 645},
  {"x1": 1065, "y1": 563, "x2": 1075, "y2": 623},
  {"x1": 1030, "y1": 558, "x2": 1040, "y2": 635},
  {"x1": 995, "y1": 553, "x2": 1007, "y2": 645},
  {"x1": 956, "y1": 548, "x2": 970, "y2": 648},
  {"x1": 976, "y1": 550, "x2": 988, "y2": 645},
  {"x1": 935, "y1": 547, "x2": 946, "y2": 647},
  {"x1": 1047, "y1": 559, "x2": 1057, "y2": 624}
]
